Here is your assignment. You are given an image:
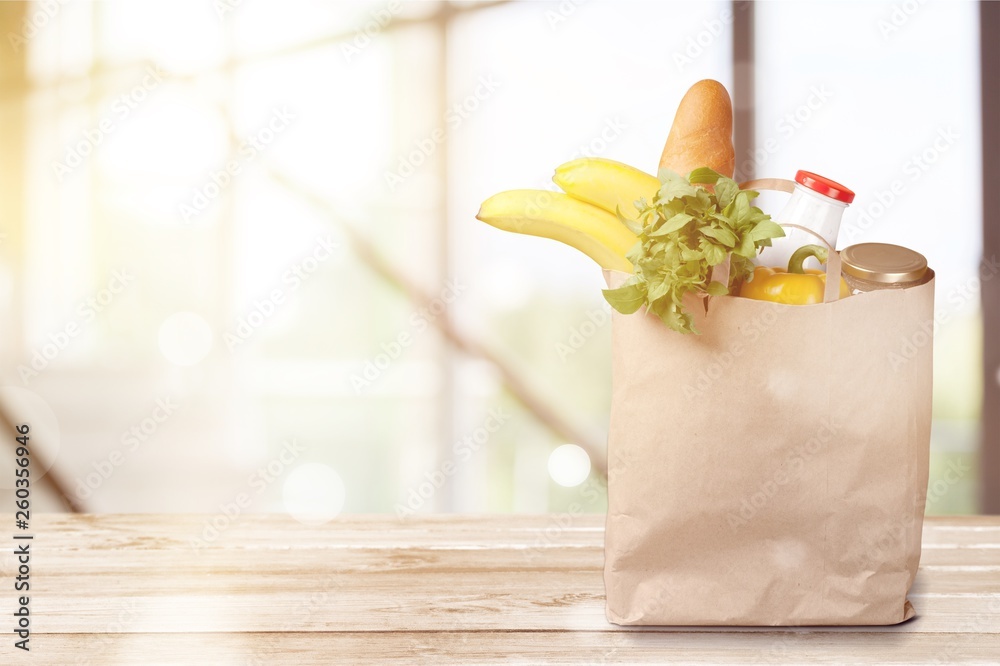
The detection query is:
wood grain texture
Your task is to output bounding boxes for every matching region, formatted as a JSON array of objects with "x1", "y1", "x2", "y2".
[
  {"x1": 22, "y1": 632, "x2": 1000, "y2": 666},
  {"x1": 0, "y1": 514, "x2": 996, "y2": 664}
]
